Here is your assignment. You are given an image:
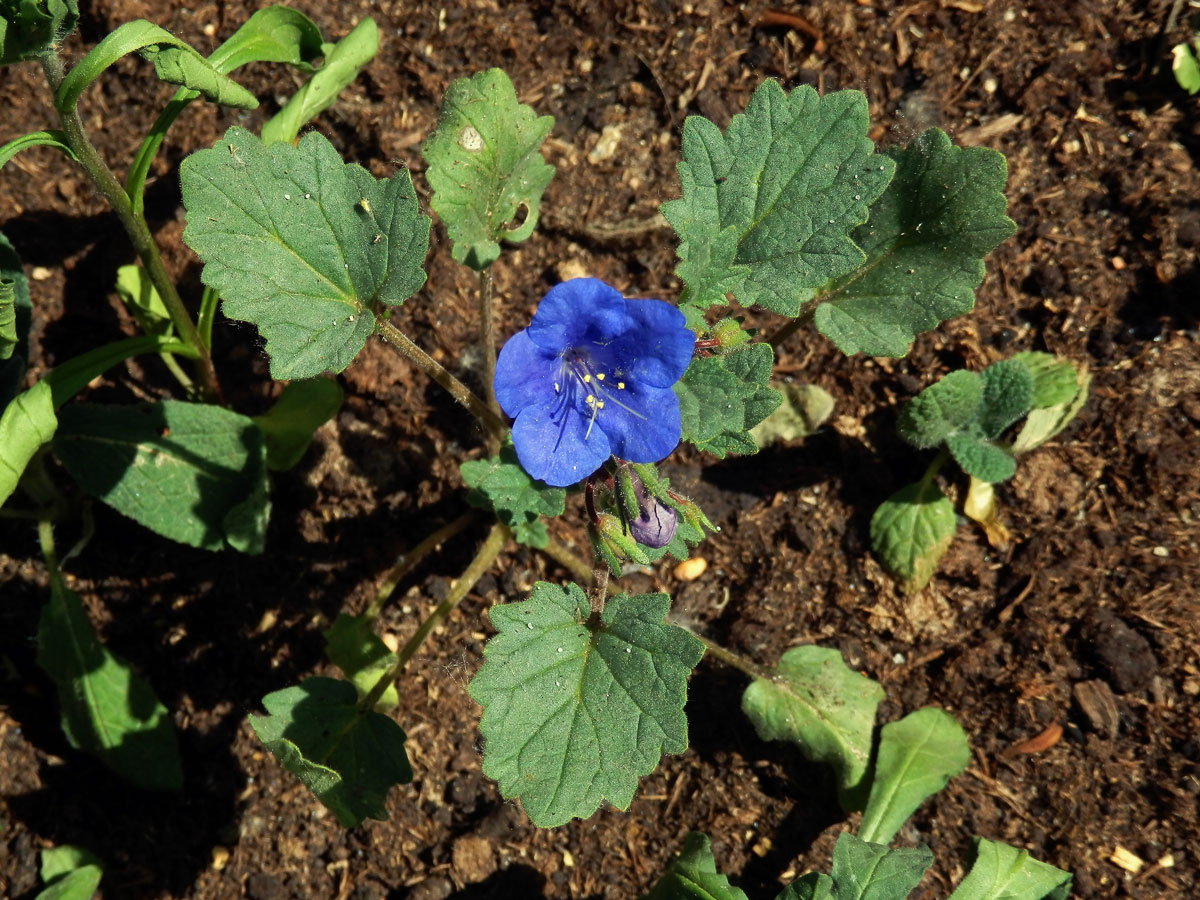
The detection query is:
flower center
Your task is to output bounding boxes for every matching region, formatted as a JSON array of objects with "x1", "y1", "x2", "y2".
[{"x1": 552, "y1": 349, "x2": 641, "y2": 440}]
